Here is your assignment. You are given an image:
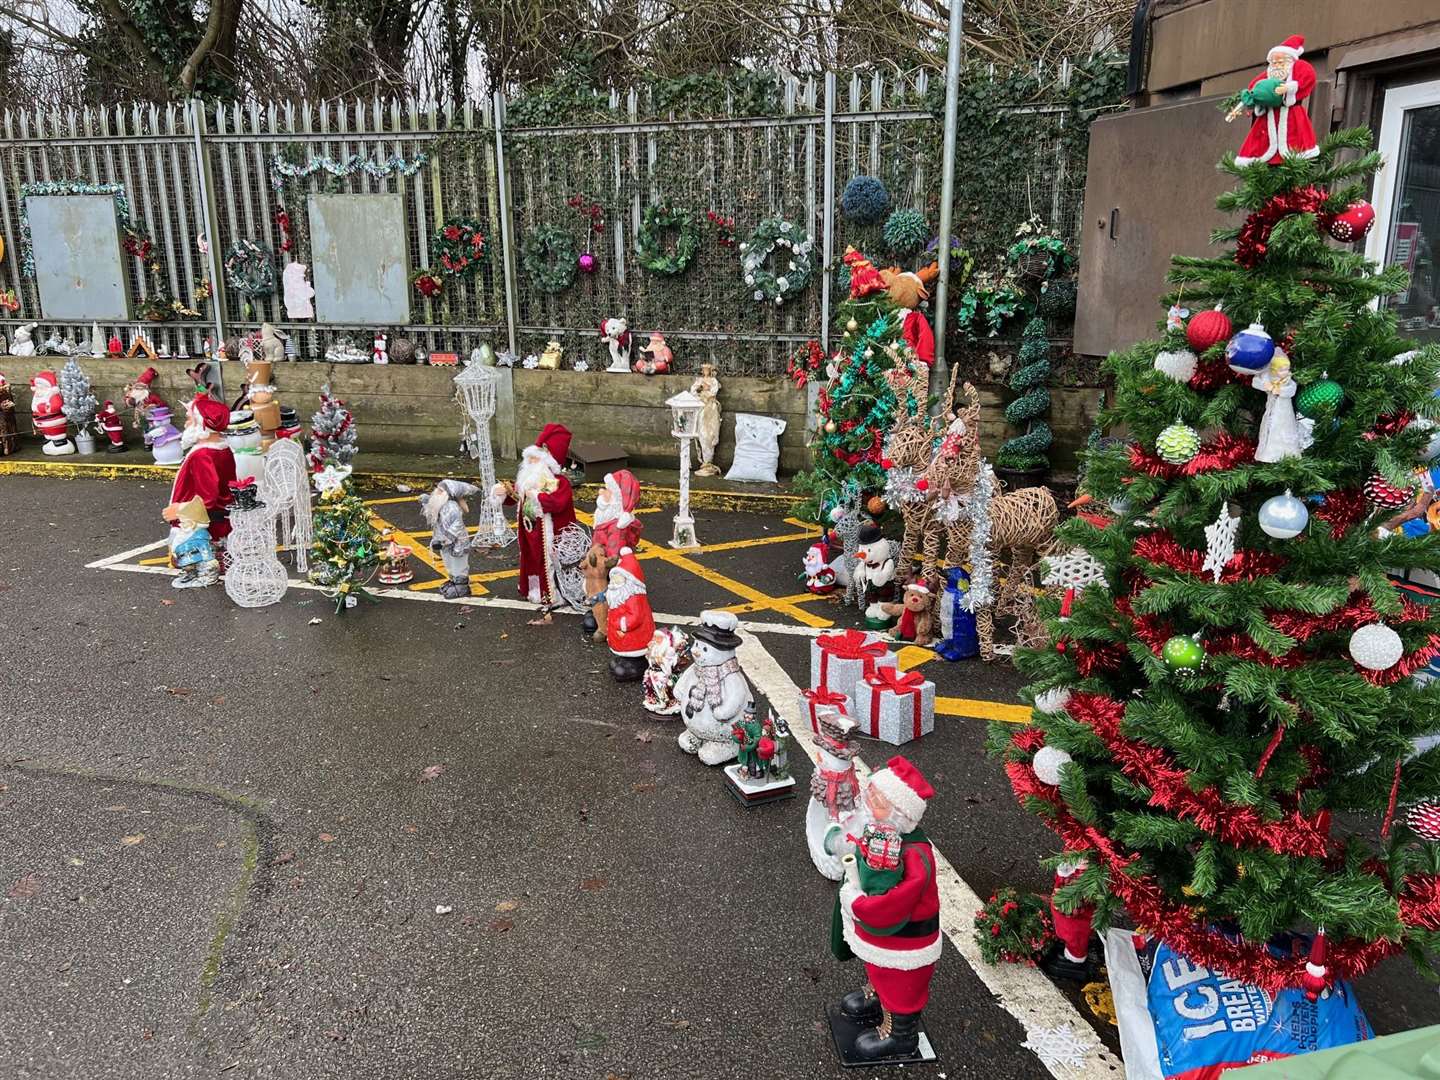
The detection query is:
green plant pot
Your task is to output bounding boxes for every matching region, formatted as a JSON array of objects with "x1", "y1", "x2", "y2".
[{"x1": 994, "y1": 465, "x2": 1049, "y2": 492}]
